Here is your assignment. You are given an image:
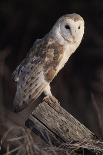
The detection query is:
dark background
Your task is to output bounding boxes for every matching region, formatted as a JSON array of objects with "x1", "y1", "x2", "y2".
[{"x1": 0, "y1": 0, "x2": 103, "y2": 140}]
